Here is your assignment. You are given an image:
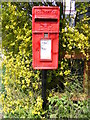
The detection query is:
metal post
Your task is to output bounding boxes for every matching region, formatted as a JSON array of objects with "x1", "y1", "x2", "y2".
[{"x1": 42, "y1": 70, "x2": 47, "y2": 109}]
